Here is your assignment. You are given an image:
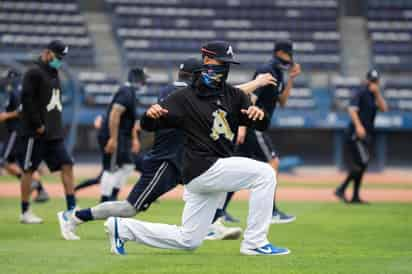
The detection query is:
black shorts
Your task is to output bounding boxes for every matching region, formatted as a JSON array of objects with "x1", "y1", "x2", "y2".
[
  {"x1": 127, "y1": 159, "x2": 180, "y2": 212},
  {"x1": 346, "y1": 138, "x2": 370, "y2": 171},
  {"x1": 1, "y1": 131, "x2": 18, "y2": 164},
  {"x1": 236, "y1": 129, "x2": 278, "y2": 163},
  {"x1": 16, "y1": 137, "x2": 74, "y2": 172},
  {"x1": 99, "y1": 135, "x2": 133, "y2": 172}
]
